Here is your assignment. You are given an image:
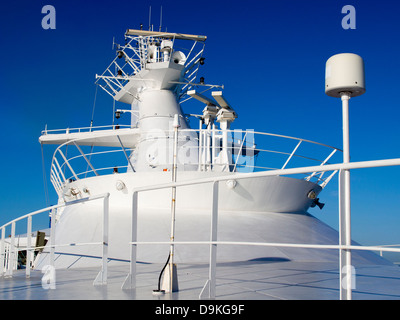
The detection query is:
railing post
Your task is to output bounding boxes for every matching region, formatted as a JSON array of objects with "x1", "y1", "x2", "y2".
[
  {"x1": 117, "y1": 135, "x2": 136, "y2": 173},
  {"x1": 50, "y1": 210, "x2": 56, "y2": 268},
  {"x1": 0, "y1": 227, "x2": 4, "y2": 276},
  {"x1": 281, "y1": 140, "x2": 302, "y2": 170},
  {"x1": 233, "y1": 130, "x2": 248, "y2": 172},
  {"x1": 198, "y1": 121, "x2": 203, "y2": 171},
  {"x1": 200, "y1": 181, "x2": 219, "y2": 299},
  {"x1": 57, "y1": 149, "x2": 79, "y2": 181},
  {"x1": 72, "y1": 142, "x2": 99, "y2": 176},
  {"x1": 122, "y1": 191, "x2": 138, "y2": 290},
  {"x1": 26, "y1": 216, "x2": 32, "y2": 278},
  {"x1": 94, "y1": 193, "x2": 110, "y2": 286},
  {"x1": 210, "y1": 181, "x2": 219, "y2": 298},
  {"x1": 5, "y1": 222, "x2": 16, "y2": 277},
  {"x1": 53, "y1": 158, "x2": 66, "y2": 182}
]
